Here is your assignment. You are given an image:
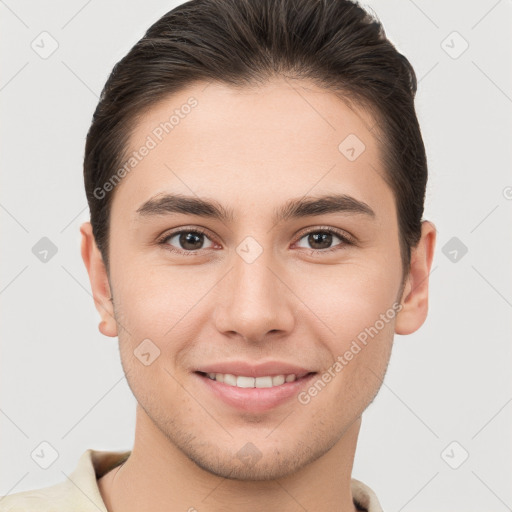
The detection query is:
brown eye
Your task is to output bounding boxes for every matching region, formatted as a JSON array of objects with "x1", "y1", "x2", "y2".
[
  {"x1": 295, "y1": 228, "x2": 354, "y2": 253},
  {"x1": 305, "y1": 232, "x2": 334, "y2": 250},
  {"x1": 161, "y1": 229, "x2": 215, "y2": 253}
]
